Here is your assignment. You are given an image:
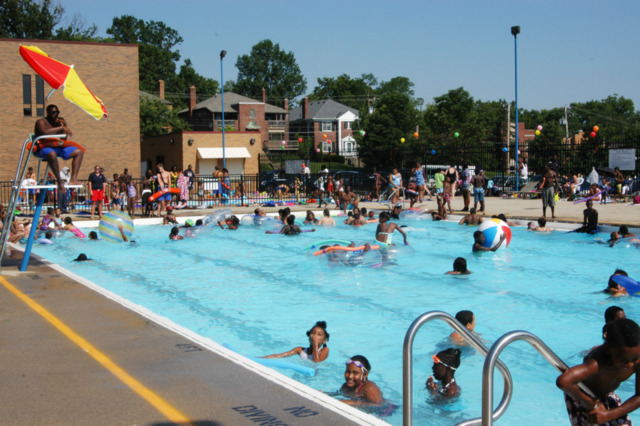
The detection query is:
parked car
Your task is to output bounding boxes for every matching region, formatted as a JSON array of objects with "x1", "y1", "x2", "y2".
[
  {"x1": 332, "y1": 171, "x2": 376, "y2": 193},
  {"x1": 259, "y1": 169, "x2": 296, "y2": 193}
]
